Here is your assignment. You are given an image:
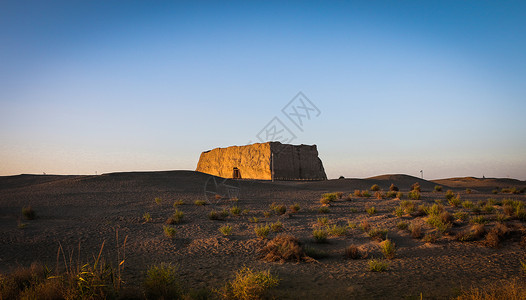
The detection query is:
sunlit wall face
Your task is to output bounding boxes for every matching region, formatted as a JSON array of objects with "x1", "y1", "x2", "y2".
[{"x1": 1, "y1": 1, "x2": 525, "y2": 179}]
